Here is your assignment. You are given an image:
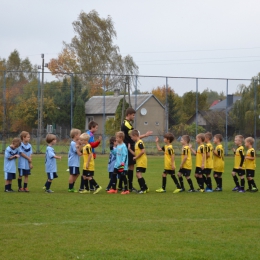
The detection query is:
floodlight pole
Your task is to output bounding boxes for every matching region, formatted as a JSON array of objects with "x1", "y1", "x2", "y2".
[{"x1": 102, "y1": 74, "x2": 106, "y2": 154}]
